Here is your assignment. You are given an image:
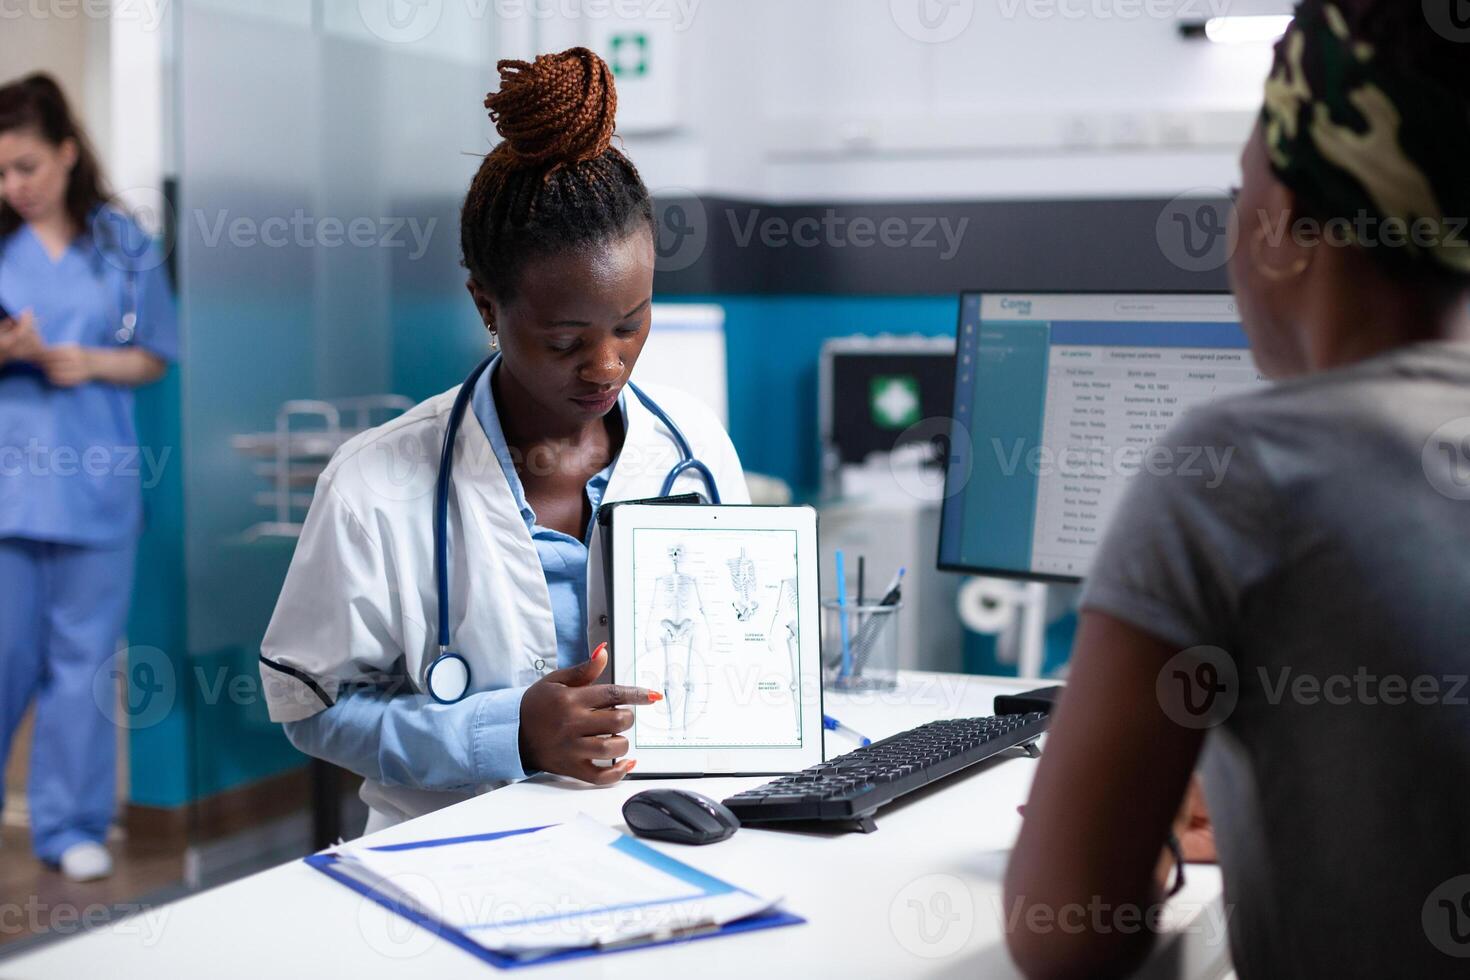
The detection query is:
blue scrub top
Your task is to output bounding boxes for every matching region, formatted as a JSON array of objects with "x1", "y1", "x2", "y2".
[
  {"x1": 471, "y1": 358, "x2": 621, "y2": 669},
  {"x1": 0, "y1": 208, "x2": 179, "y2": 547}
]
